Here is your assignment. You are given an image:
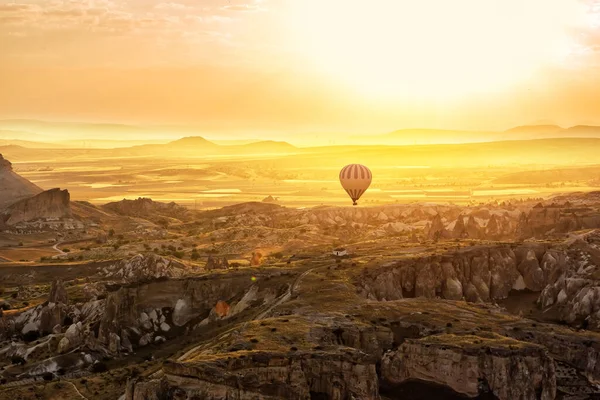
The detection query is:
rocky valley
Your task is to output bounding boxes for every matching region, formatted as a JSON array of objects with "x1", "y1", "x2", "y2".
[{"x1": 1, "y1": 154, "x2": 600, "y2": 399}]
